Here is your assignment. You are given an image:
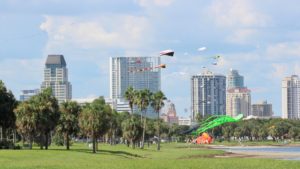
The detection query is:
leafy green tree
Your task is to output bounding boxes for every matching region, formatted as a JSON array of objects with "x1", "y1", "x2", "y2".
[
  {"x1": 145, "y1": 119, "x2": 156, "y2": 142},
  {"x1": 122, "y1": 115, "x2": 142, "y2": 149},
  {"x1": 288, "y1": 126, "x2": 299, "y2": 141},
  {"x1": 57, "y1": 101, "x2": 80, "y2": 150},
  {"x1": 258, "y1": 127, "x2": 268, "y2": 141},
  {"x1": 151, "y1": 91, "x2": 166, "y2": 151},
  {"x1": 0, "y1": 80, "x2": 17, "y2": 141},
  {"x1": 268, "y1": 125, "x2": 278, "y2": 141},
  {"x1": 250, "y1": 124, "x2": 260, "y2": 141},
  {"x1": 222, "y1": 124, "x2": 234, "y2": 141},
  {"x1": 79, "y1": 97, "x2": 111, "y2": 153},
  {"x1": 115, "y1": 111, "x2": 130, "y2": 138},
  {"x1": 240, "y1": 121, "x2": 251, "y2": 140},
  {"x1": 233, "y1": 127, "x2": 243, "y2": 140}
]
